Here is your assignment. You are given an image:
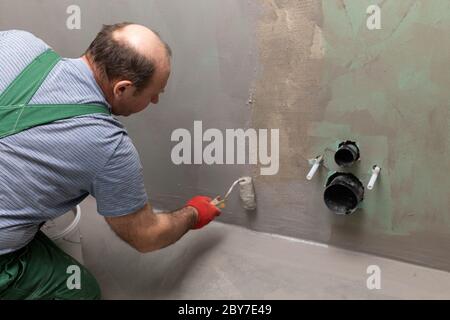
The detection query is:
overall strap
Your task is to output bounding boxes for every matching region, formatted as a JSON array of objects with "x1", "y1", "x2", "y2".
[
  {"x1": 0, "y1": 104, "x2": 111, "y2": 139},
  {"x1": 0, "y1": 49, "x2": 110, "y2": 139},
  {"x1": 0, "y1": 49, "x2": 61, "y2": 106}
]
